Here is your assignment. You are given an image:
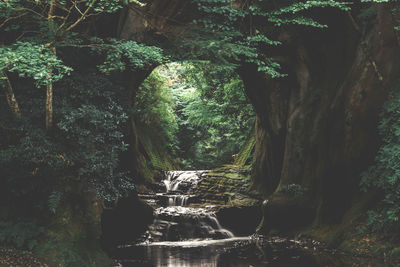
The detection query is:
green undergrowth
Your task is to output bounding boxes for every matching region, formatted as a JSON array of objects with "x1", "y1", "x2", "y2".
[
  {"x1": 300, "y1": 193, "x2": 400, "y2": 264},
  {"x1": 35, "y1": 196, "x2": 112, "y2": 267},
  {"x1": 0, "y1": 182, "x2": 113, "y2": 267},
  {"x1": 0, "y1": 215, "x2": 112, "y2": 267}
]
